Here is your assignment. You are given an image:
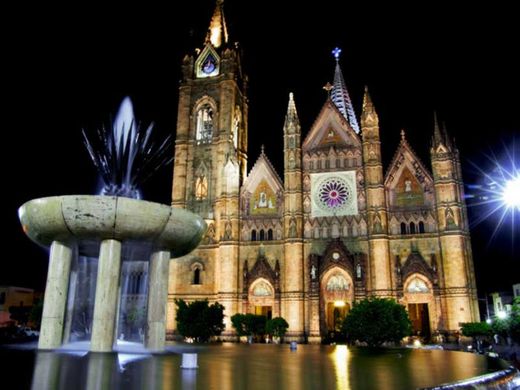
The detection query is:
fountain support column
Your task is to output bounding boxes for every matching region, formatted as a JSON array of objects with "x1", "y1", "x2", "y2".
[
  {"x1": 91, "y1": 239, "x2": 122, "y2": 352},
  {"x1": 39, "y1": 240, "x2": 73, "y2": 349},
  {"x1": 145, "y1": 250, "x2": 171, "y2": 350}
]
